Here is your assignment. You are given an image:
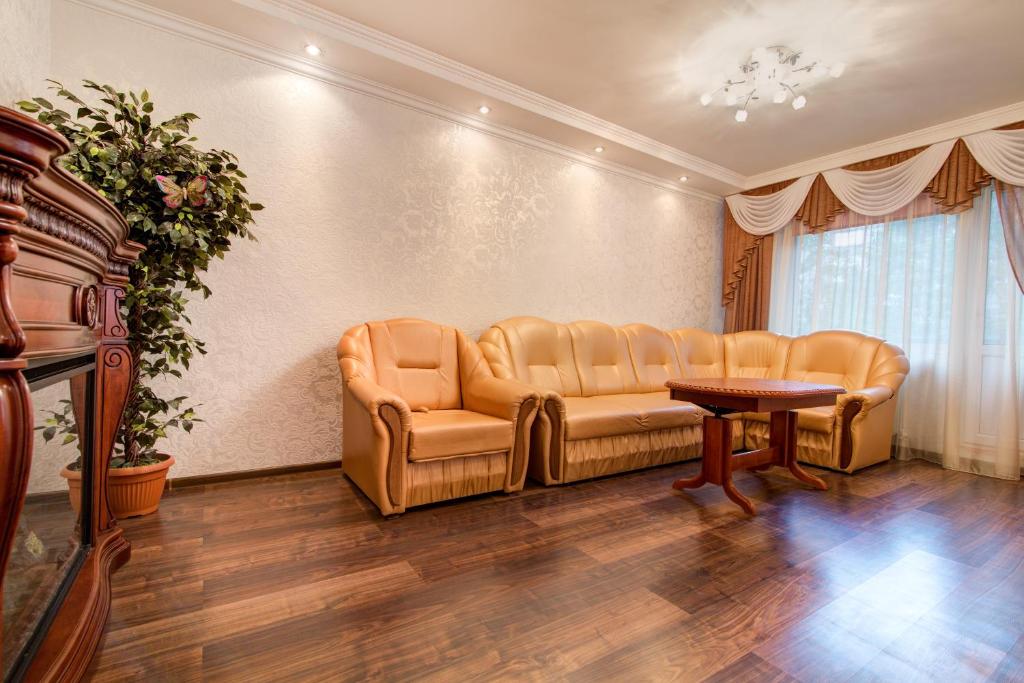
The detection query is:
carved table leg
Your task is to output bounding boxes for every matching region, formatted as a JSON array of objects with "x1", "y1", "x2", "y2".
[
  {"x1": 770, "y1": 410, "x2": 828, "y2": 491},
  {"x1": 673, "y1": 415, "x2": 757, "y2": 514},
  {"x1": 722, "y1": 477, "x2": 757, "y2": 516}
]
